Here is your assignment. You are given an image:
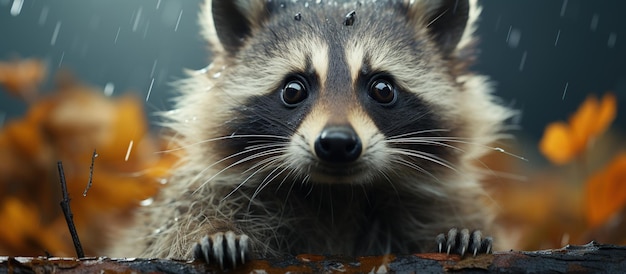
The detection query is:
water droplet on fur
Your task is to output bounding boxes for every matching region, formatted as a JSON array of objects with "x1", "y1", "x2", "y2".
[
  {"x1": 493, "y1": 147, "x2": 528, "y2": 161},
  {"x1": 140, "y1": 197, "x2": 154, "y2": 206},
  {"x1": 212, "y1": 71, "x2": 221, "y2": 78},
  {"x1": 344, "y1": 10, "x2": 356, "y2": 26},
  {"x1": 159, "y1": 178, "x2": 168, "y2": 185},
  {"x1": 294, "y1": 12, "x2": 302, "y2": 21}
]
